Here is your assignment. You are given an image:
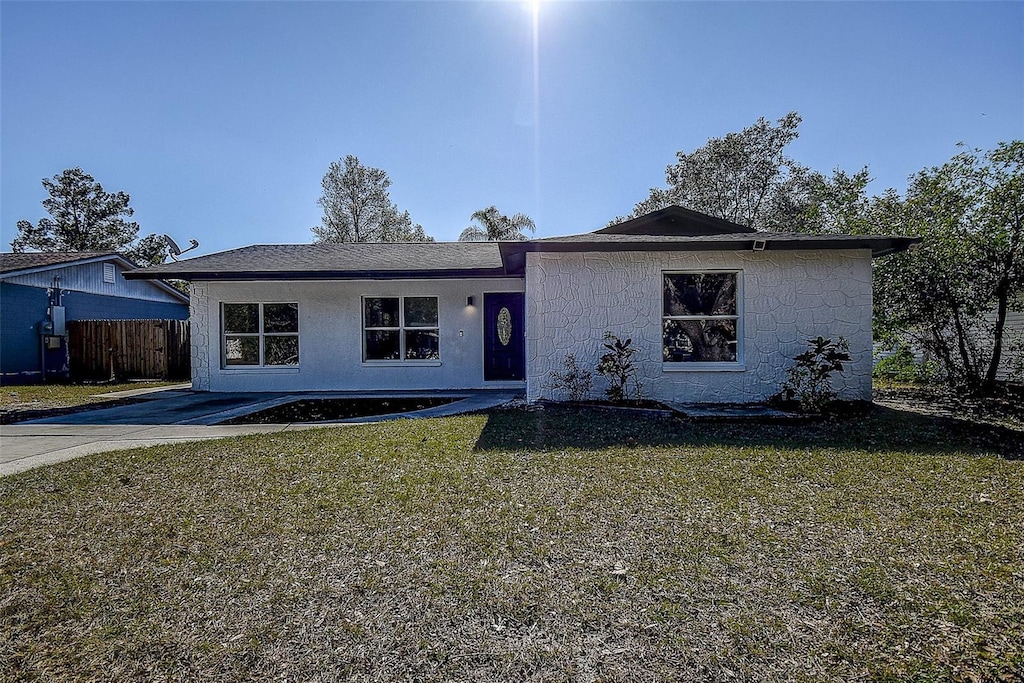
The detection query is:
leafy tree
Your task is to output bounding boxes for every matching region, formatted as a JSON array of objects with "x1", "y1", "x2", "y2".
[
  {"x1": 124, "y1": 233, "x2": 171, "y2": 267},
  {"x1": 874, "y1": 142, "x2": 1024, "y2": 393},
  {"x1": 11, "y1": 168, "x2": 169, "y2": 267},
  {"x1": 458, "y1": 206, "x2": 536, "y2": 242},
  {"x1": 619, "y1": 112, "x2": 819, "y2": 230},
  {"x1": 312, "y1": 155, "x2": 433, "y2": 243}
]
